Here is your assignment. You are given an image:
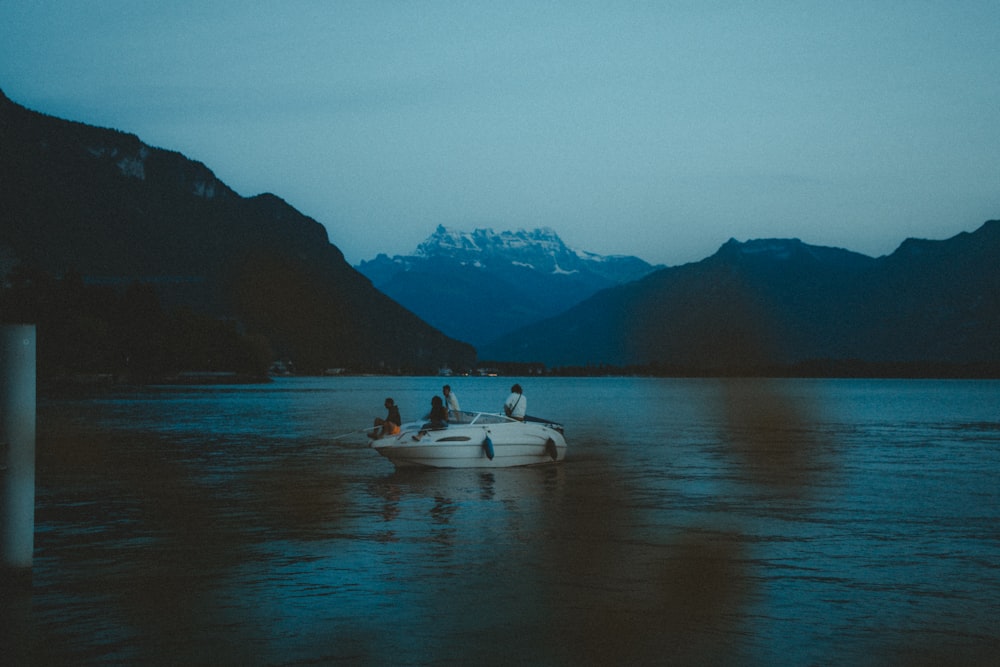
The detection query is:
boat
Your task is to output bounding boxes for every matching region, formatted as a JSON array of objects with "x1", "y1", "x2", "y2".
[{"x1": 369, "y1": 410, "x2": 567, "y2": 468}]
